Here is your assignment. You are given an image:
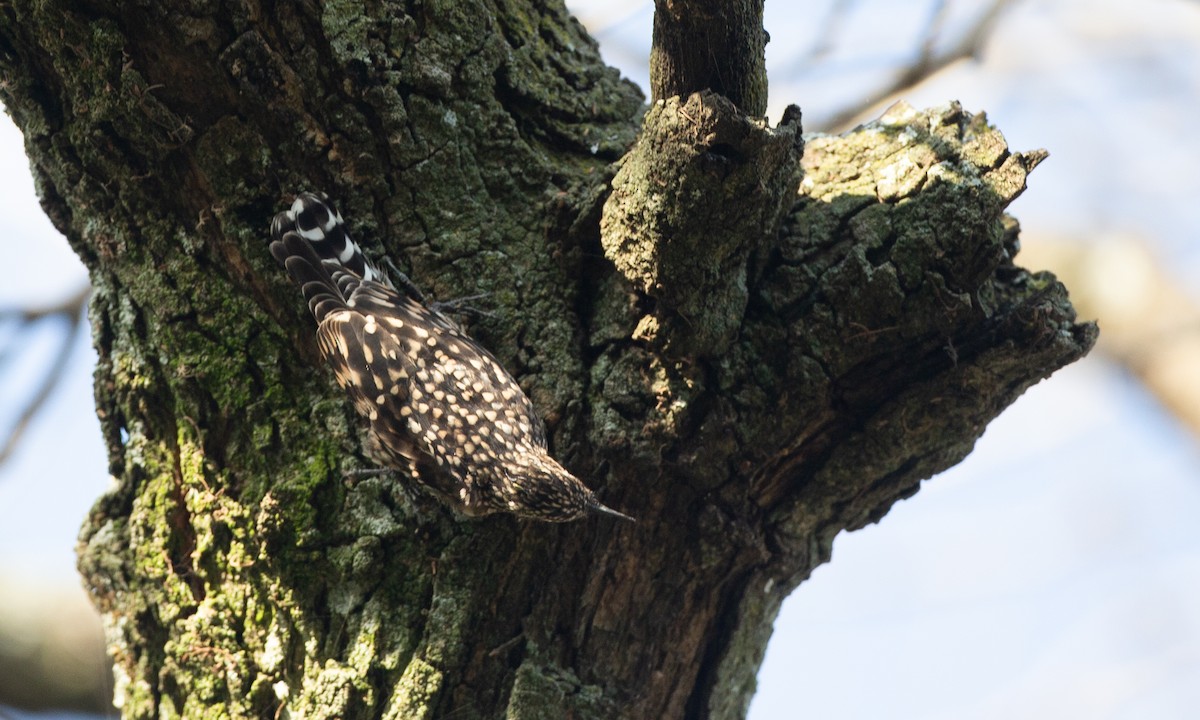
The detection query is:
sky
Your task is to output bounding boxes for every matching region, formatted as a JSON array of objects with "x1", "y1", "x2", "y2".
[{"x1": 3, "y1": 0, "x2": 1200, "y2": 717}]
